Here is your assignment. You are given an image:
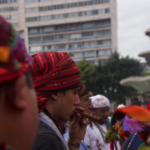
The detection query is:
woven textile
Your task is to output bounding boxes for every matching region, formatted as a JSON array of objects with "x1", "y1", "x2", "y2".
[
  {"x1": 79, "y1": 82, "x2": 88, "y2": 97},
  {"x1": 30, "y1": 51, "x2": 81, "y2": 112},
  {"x1": 0, "y1": 15, "x2": 31, "y2": 85}
]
